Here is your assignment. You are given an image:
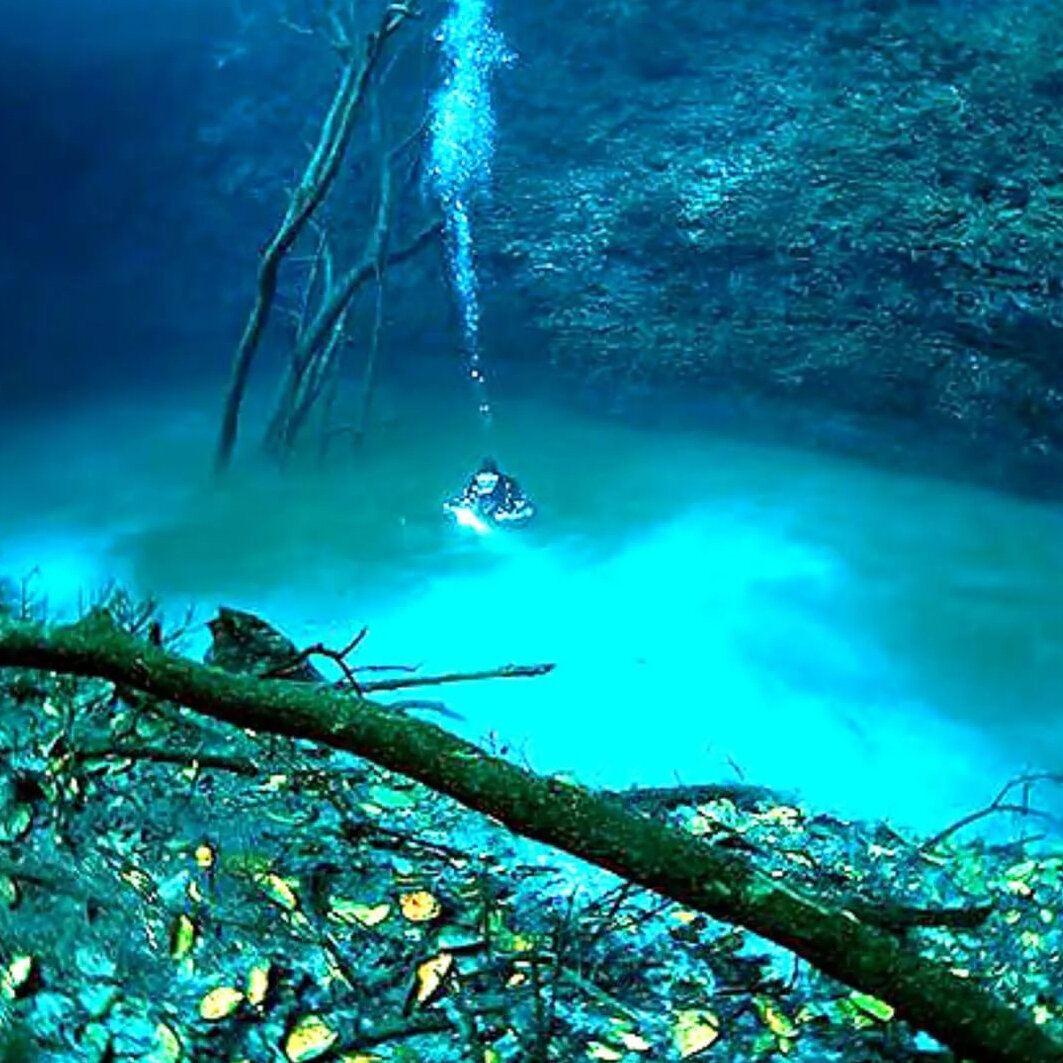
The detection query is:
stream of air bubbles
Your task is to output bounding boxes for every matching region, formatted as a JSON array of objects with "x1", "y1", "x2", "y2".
[{"x1": 428, "y1": 0, "x2": 513, "y2": 424}]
